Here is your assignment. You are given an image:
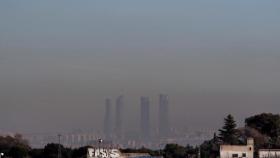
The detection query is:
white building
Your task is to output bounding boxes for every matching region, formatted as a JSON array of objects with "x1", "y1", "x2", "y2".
[
  {"x1": 259, "y1": 149, "x2": 280, "y2": 158},
  {"x1": 87, "y1": 147, "x2": 151, "y2": 158},
  {"x1": 220, "y1": 138, "x2": 254, "y2": 158},
  {"x1": 87, "y1": 148, "x2": 121, "y2": 158}
]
